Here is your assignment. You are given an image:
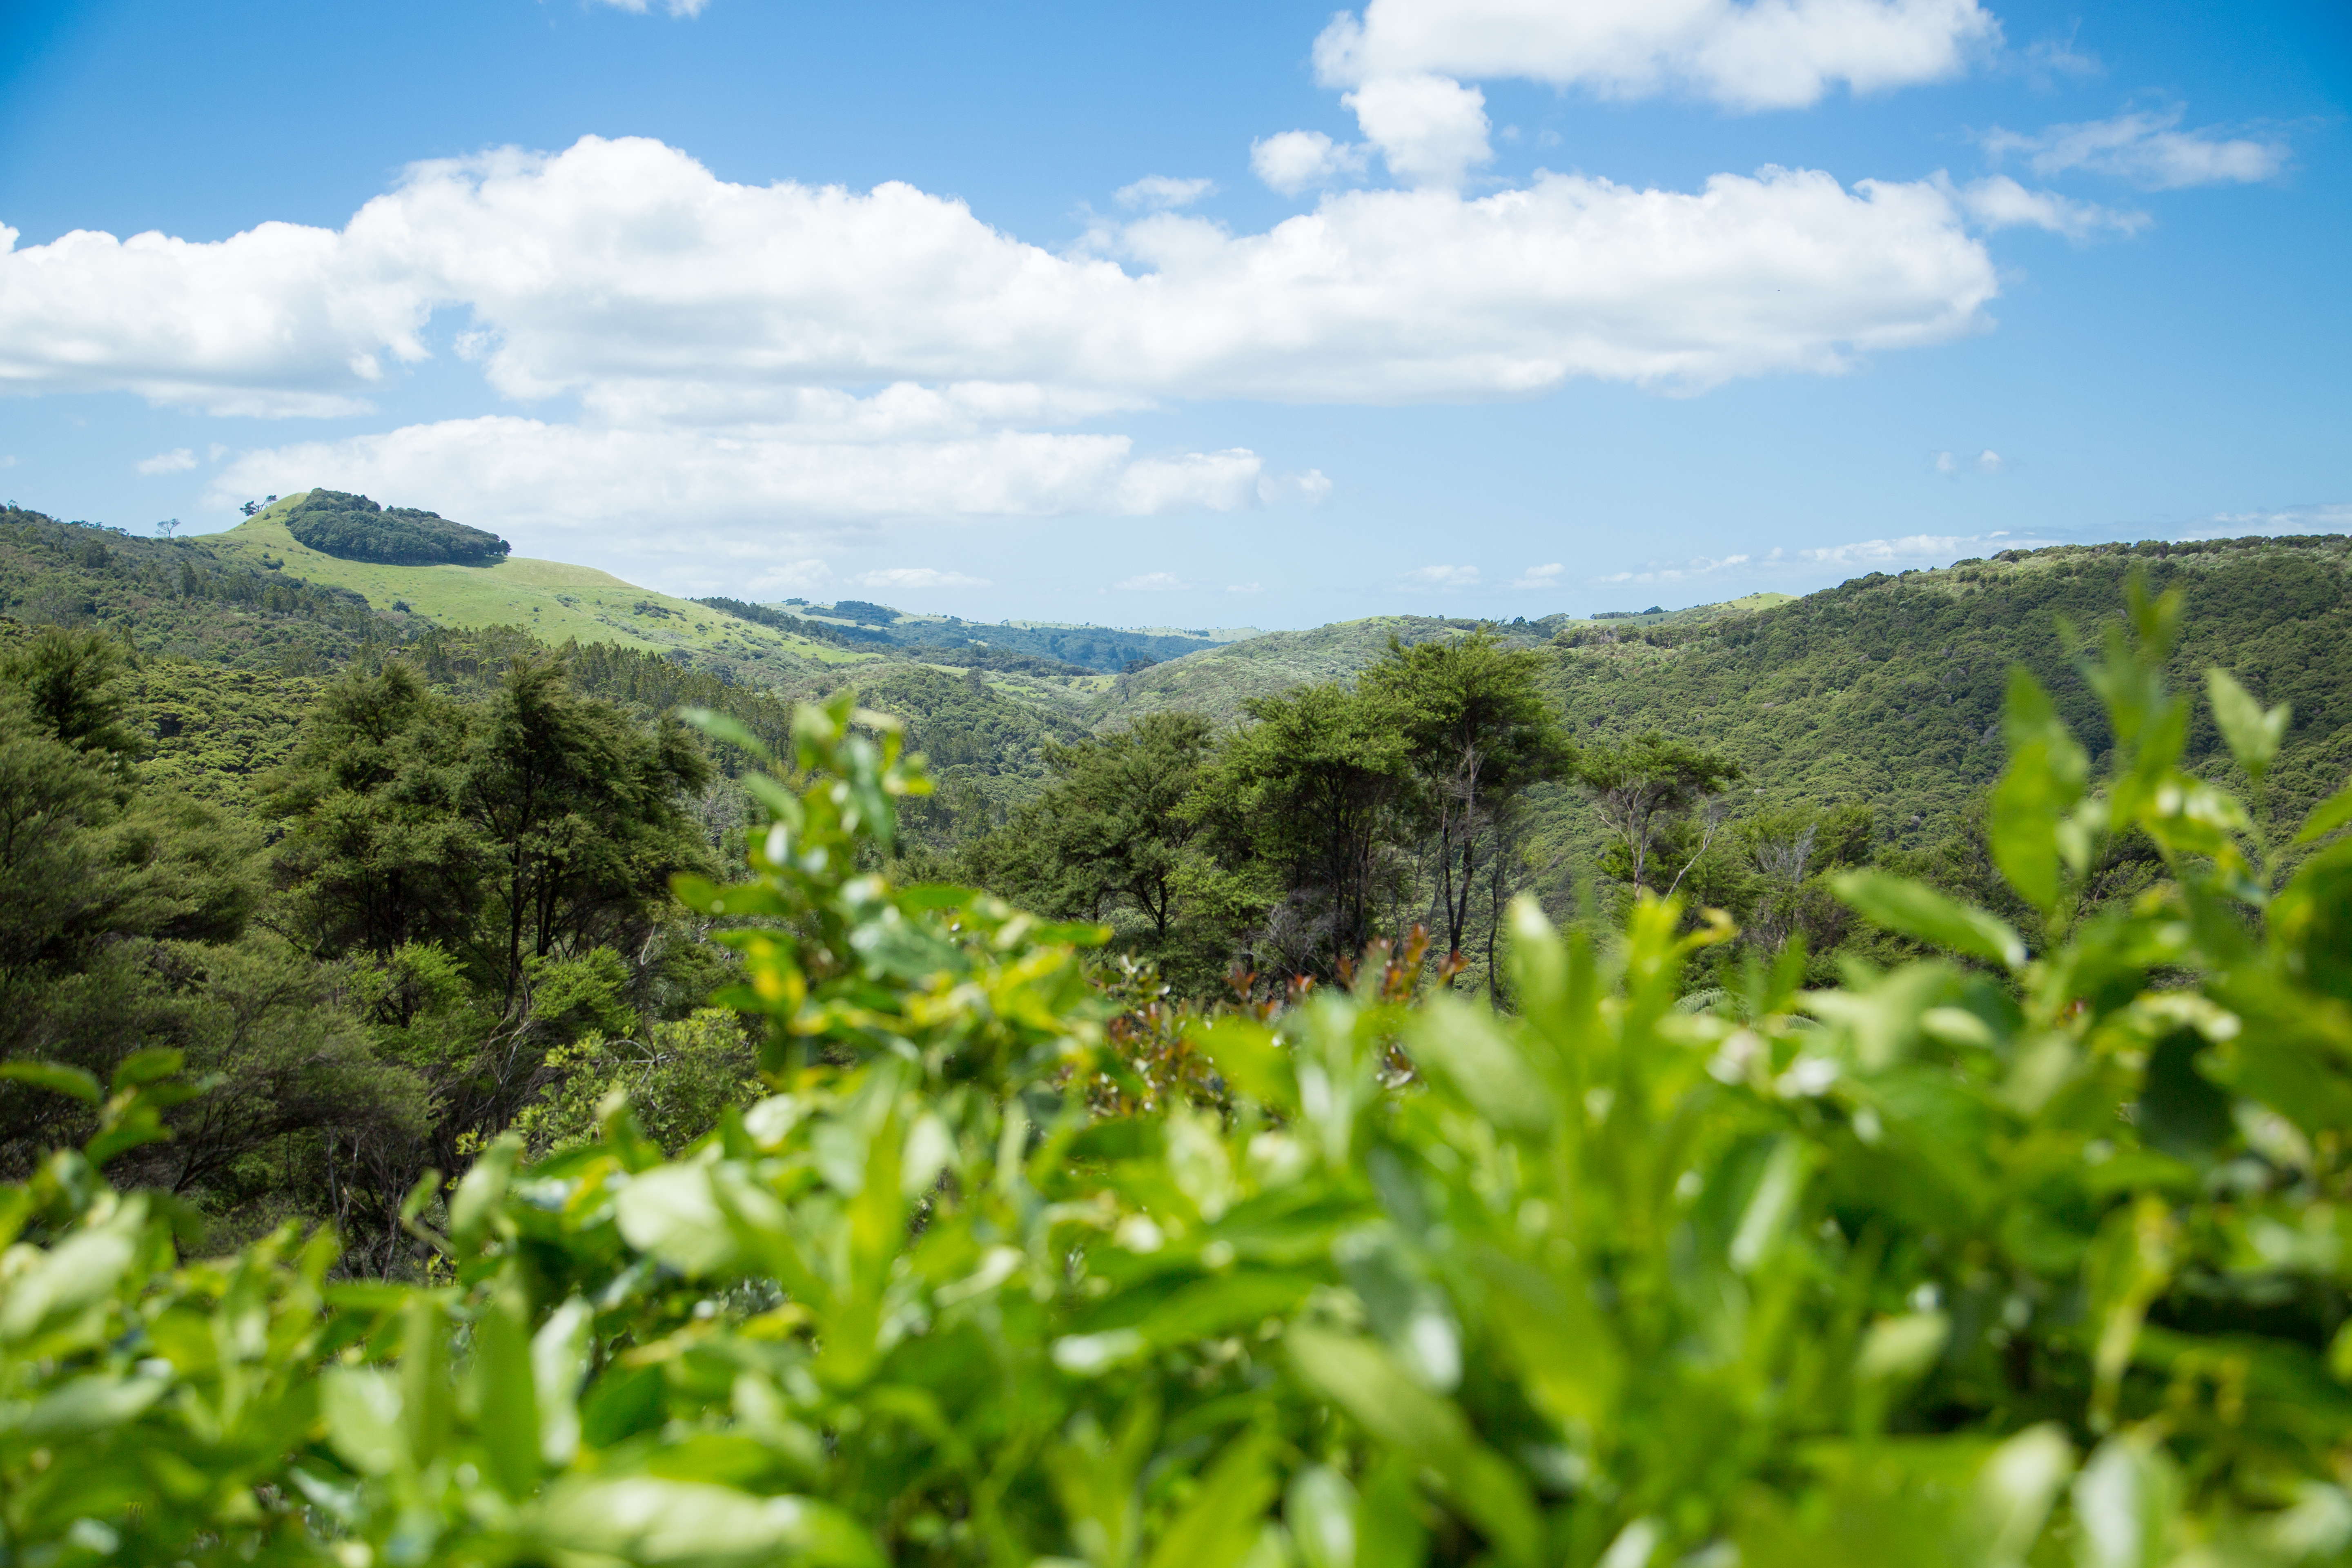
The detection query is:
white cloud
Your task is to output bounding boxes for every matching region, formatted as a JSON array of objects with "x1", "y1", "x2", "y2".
[
  {"x1": 3, "y1": 137, "x2": 2004, "y2": 418},
  {"x1": 1595, "y1": 552, "x2": 1751, "y2": 584},
  {"x1": 1405, "y1": 564, "x2": 1479, "y2": 588},
  {"x1": 1512, "y1": 562, "x2": 1564, "y2": 589},
  {"x1": 744, "y1": 559, "x2": 835, "y2": 597},
  {"x1": 1226, "y1": 581, "x2": 1263, "y2": 593},
  {"x1": 1115, "y1": 571, "x2": 1188, "y2": 591},
  {"x1": 1250, "y1": 130, "x2": 1371, "y2": 195},
  {"x1": 1797, "y1": 533, "x2": 1983, "y2": 568},
  {"x1": 1932, "y1": 448, "x2": 2004, "y2": 474},
  {"x1": 1984, "y1": 108, "x2": 2287, "y2": 189},
  {"x1": 1115, "y1": 176, "x2": 1217, "y2": 212},
  {"x1": 0, "y1": 217, "x2": 419, "y2": 416},
  {"x1": 854, "y1": 566, "x2": 991, "y2": 591},
  {"x1": 1944, "y1": 174, "x2": 2145, "y2": 240},
  {"x1": 1312, "y1": 0, "x2": 1999, "y2": 110},
  {"x1": 13, "y1": 135, "x2": 2018, "y2": 561},
  {"x1": 591, "y1": 0, "x2": 708, "y2": 16},
  {"x1": 209, "y1": 419, "x2": 1289, "y2": 544},
  {"x1": 1343, "y1": 74, "x2": 1492, "y2": 188},
  {"x1": 1256, "y1": 469, "x2": 1333, "y2": 506},
  {"x1": 0, "y1": 455, "x2": 16, "y2": 469},
  {"x1": 136, "y1": 446, "x2": 197, "y2": 474}
]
